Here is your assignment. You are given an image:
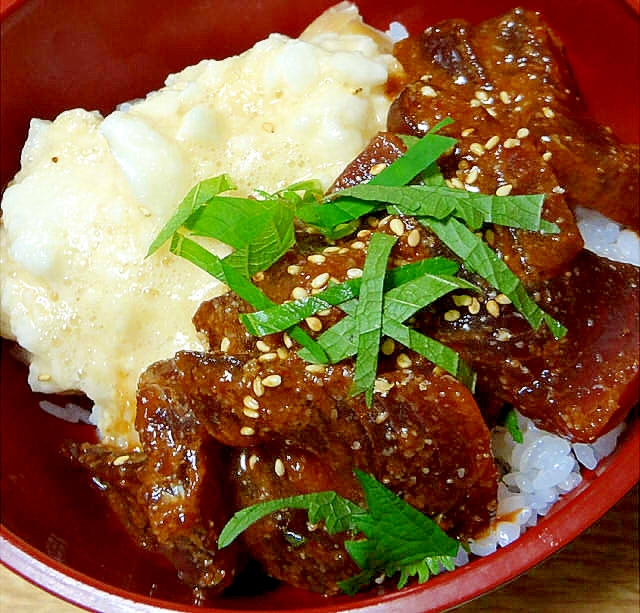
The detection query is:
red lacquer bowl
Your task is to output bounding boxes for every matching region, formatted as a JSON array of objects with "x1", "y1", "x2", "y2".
[{"x1": 1, "y1": 0, "x2": 638, "y2": 612}]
